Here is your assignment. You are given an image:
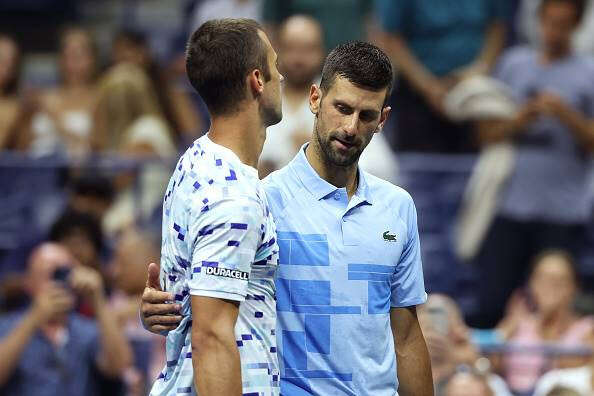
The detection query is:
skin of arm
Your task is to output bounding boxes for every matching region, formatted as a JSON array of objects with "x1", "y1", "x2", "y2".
[
  {"x1": 391, "y1": 306, "x2": 434, "y2": 396},
  {"x1": 0, "y1": 311, "x2": 42, "y2": 385},
  {"x1": 454, "y1": 22, "x2": 506, "y2": 78},
  {"x1": 191, "y1": 295, "x2": 242, "y2": 395}
]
